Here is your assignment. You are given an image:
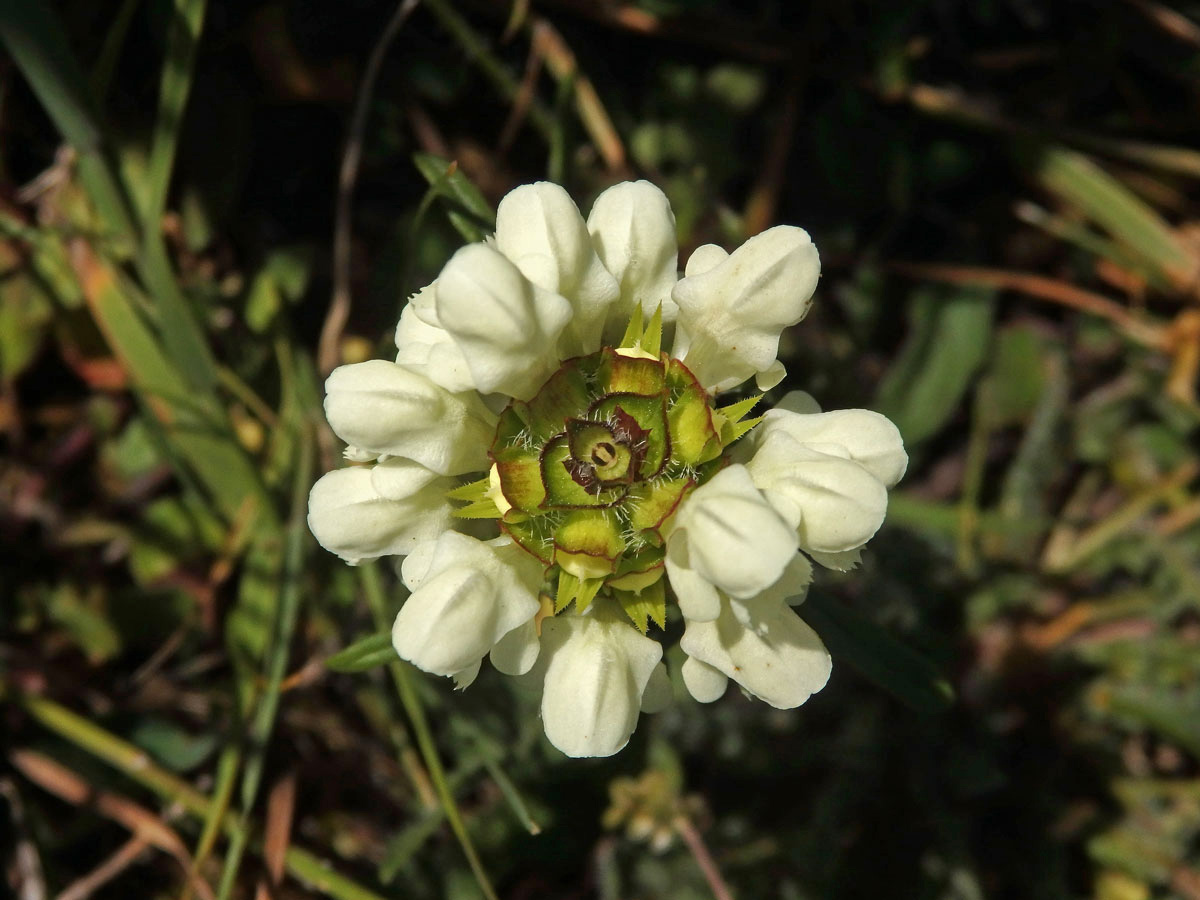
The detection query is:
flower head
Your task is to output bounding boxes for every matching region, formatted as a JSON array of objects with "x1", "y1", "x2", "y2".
[{"x1": 309, "y1": 180, "x2": 907, "y2": 757}]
